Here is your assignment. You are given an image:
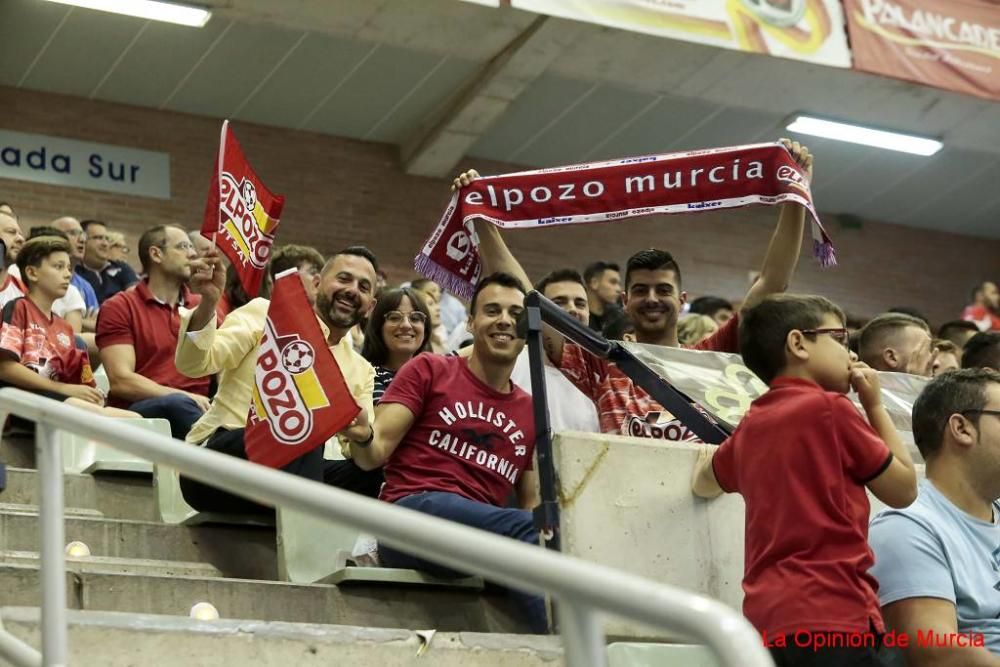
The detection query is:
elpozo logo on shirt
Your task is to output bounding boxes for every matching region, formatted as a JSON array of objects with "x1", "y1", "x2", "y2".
[{"x1": 249, "y1": 317, "x2": 329, "y2": 446}]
